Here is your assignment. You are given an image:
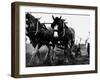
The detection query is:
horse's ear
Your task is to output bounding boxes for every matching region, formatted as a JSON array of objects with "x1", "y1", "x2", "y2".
[
  {"x1": 37, "y1": 17, "x2": 41, "y2": 20},
  {"x1": 60, "y1": 16, "x2": 62, "y2": 19},
  {"x1": 52, "y1": 15, "x2": 55, "y2": 20}
]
